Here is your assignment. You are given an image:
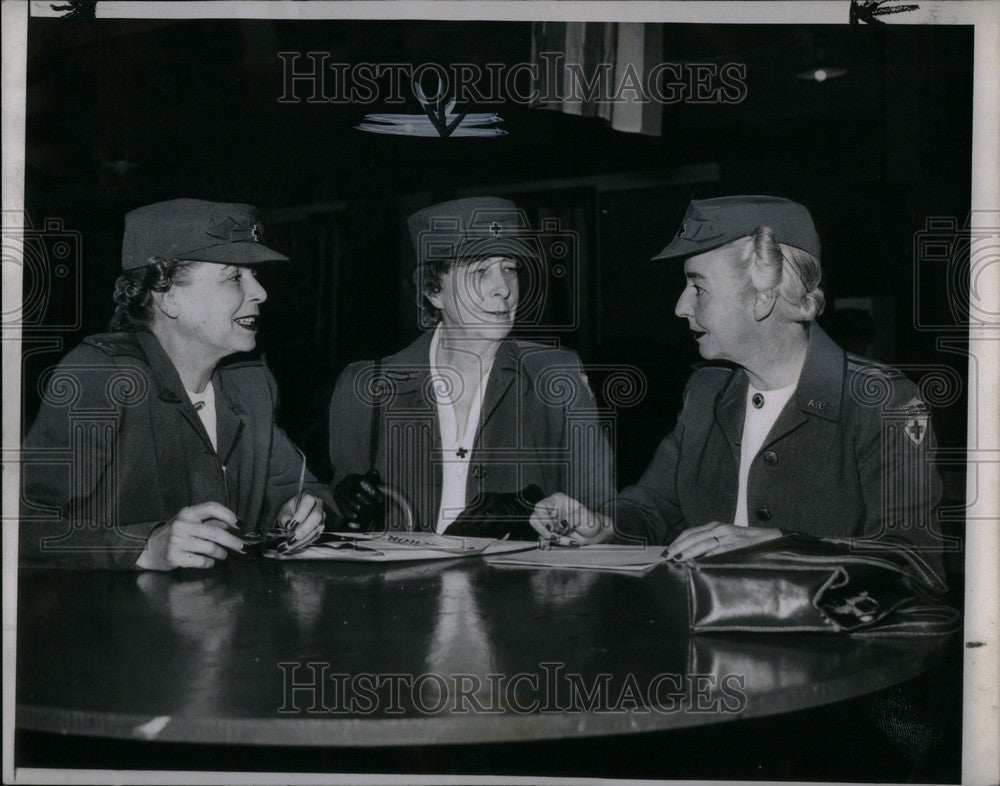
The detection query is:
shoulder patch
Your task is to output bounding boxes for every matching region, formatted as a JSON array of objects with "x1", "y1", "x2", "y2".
[{"x1": 902, "y1": 407, "x2": 931, "y2": 446}]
